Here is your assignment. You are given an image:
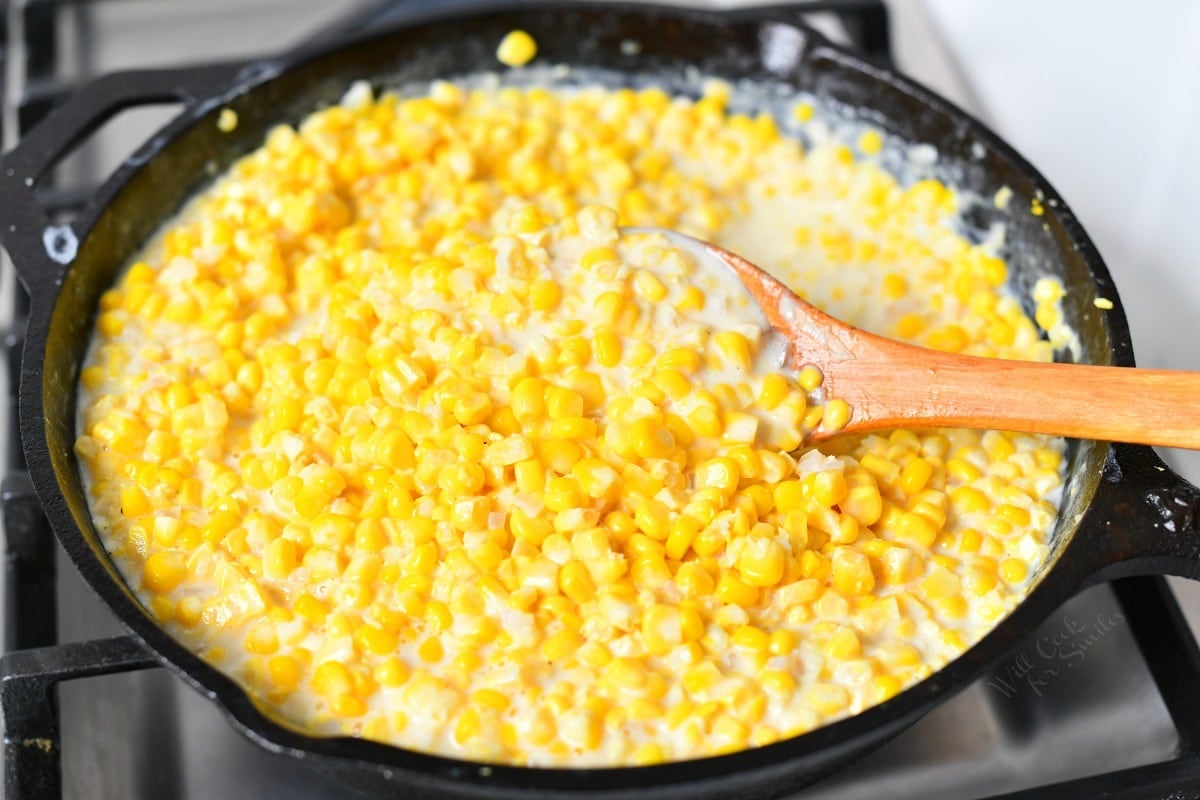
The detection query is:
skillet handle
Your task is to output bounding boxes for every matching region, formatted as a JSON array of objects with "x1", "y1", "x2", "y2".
[
  {"x1": 1078, "y1": 443, "x2": 1200, "y2": 585},
  {"x1": 0, "y1": 62, "x2": 248, "y2": 299},
  {"x1": 729, "y1": 2, "x2": 891, "y2": 65}
]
